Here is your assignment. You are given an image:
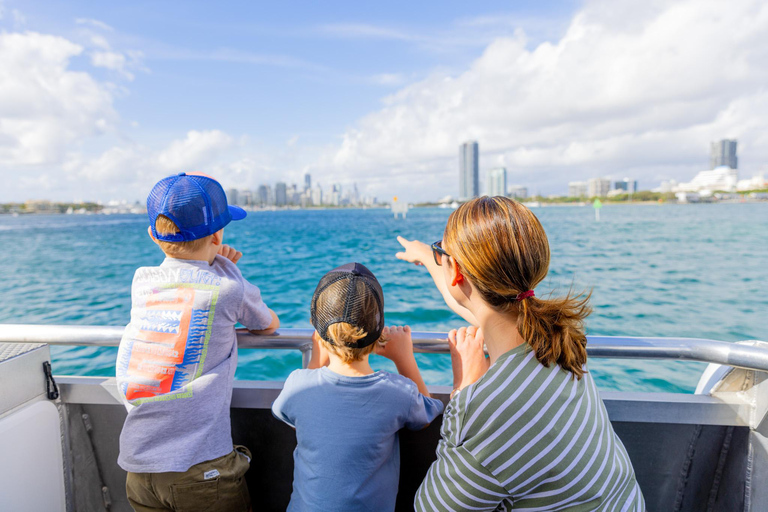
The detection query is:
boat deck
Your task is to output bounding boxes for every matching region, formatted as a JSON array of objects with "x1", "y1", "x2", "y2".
[{"x1": 2, "y1": 325, "x2": 768, "y2": 511}]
